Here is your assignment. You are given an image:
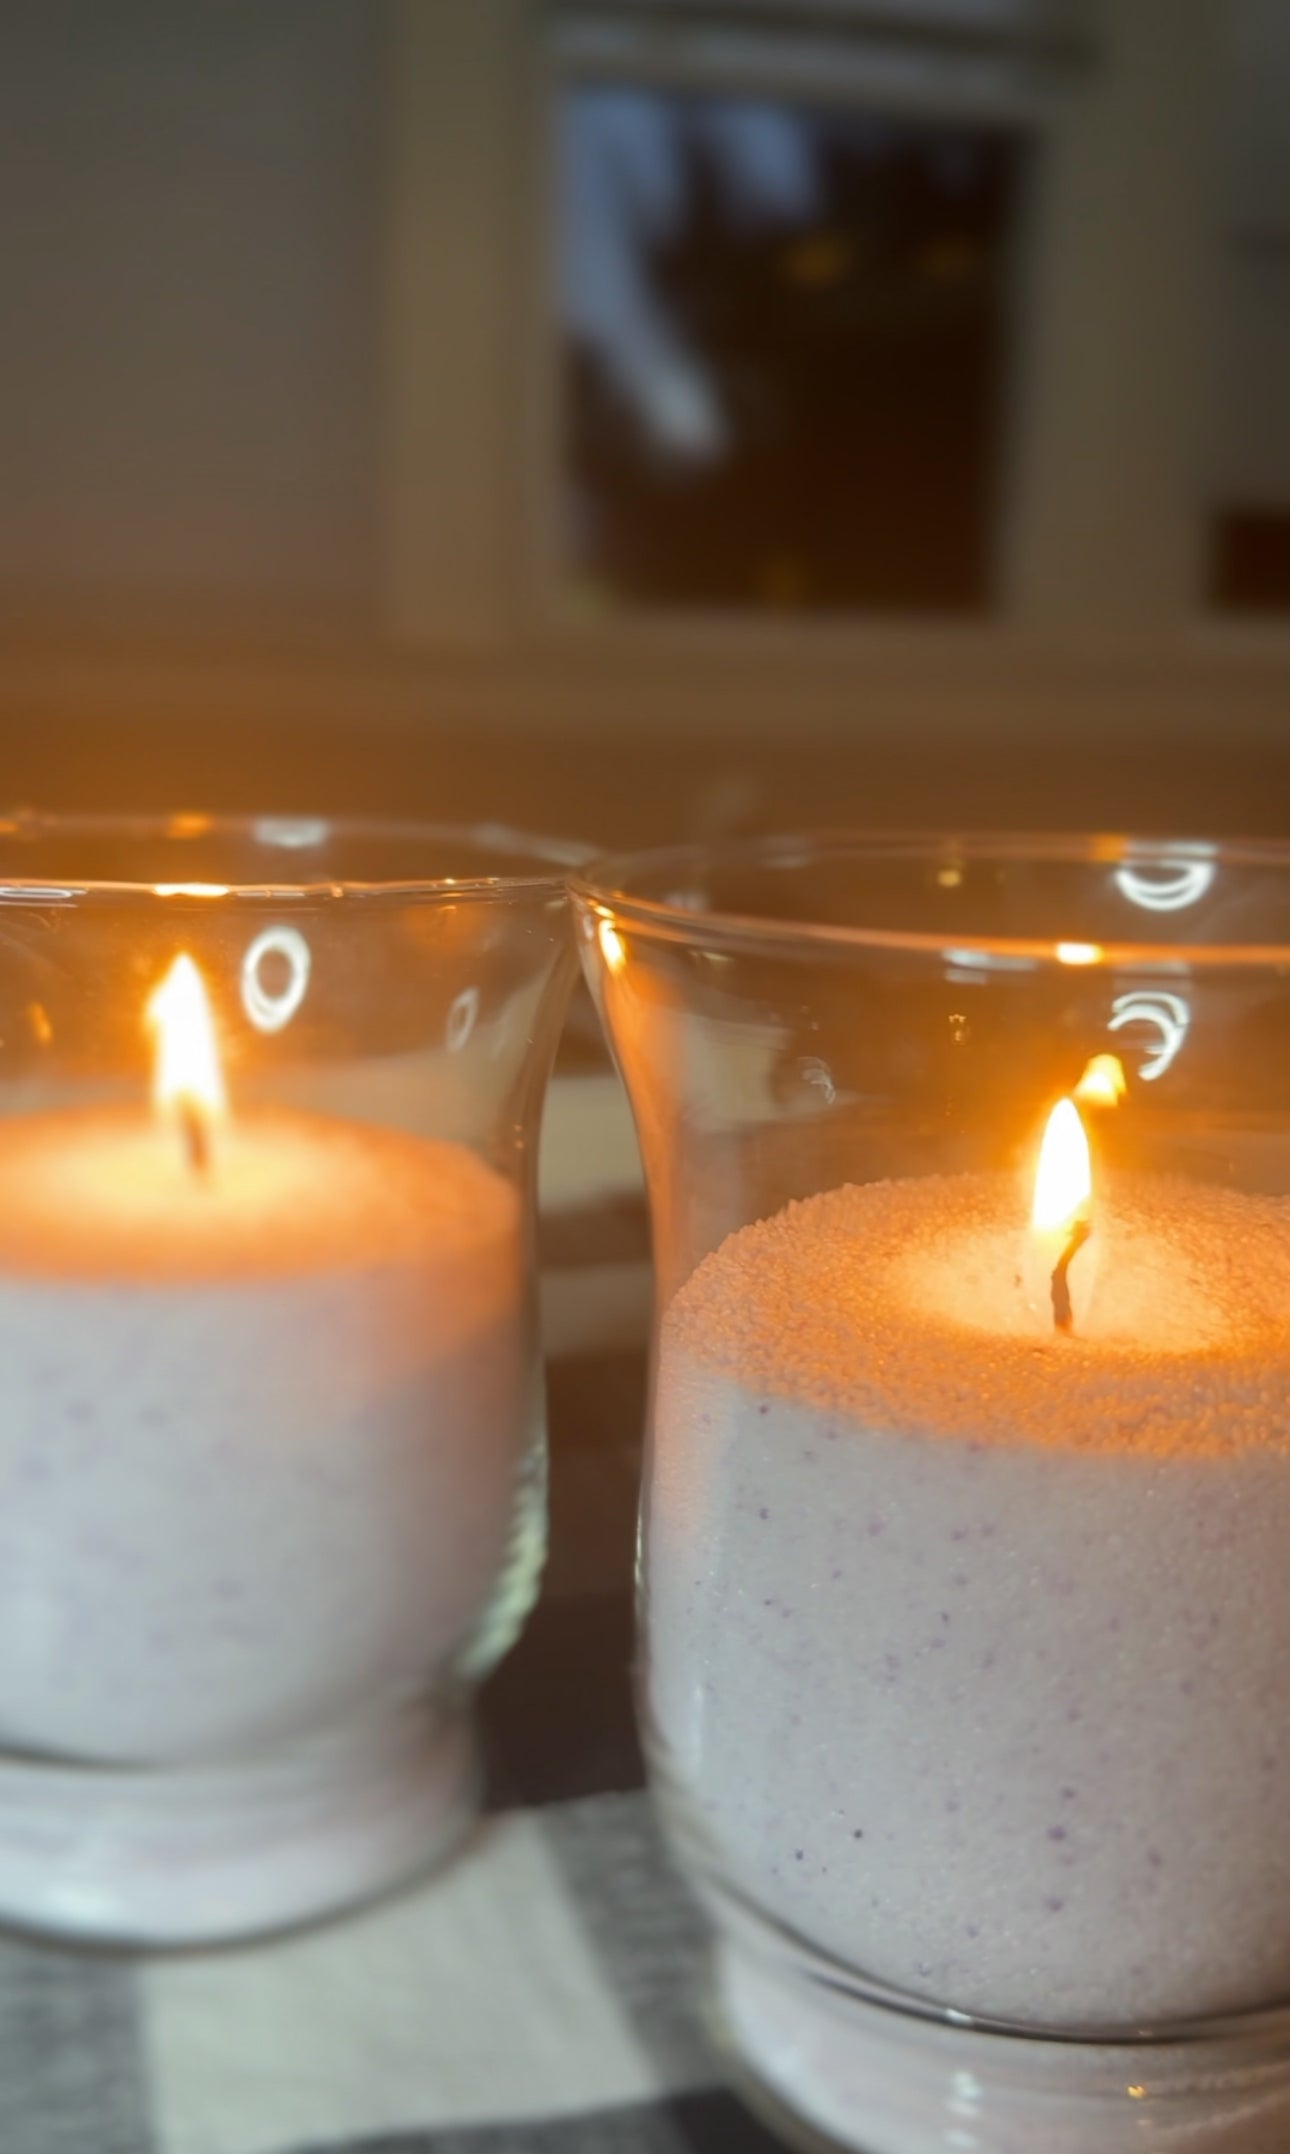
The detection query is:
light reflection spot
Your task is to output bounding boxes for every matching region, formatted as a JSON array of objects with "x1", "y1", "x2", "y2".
[
  {"x1": 1114, "y1": 860, "x2": 1214, "y2": 913},
  {"x1": 1108, "y1": 991, "x2": 1189, "y2": 1081},
  {"x1": 447, "y1": 987, "x2": 480, "y2": 1054},
  {"x1": 241, "y1": 926, "x2": 311, "y2": 1035}
]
